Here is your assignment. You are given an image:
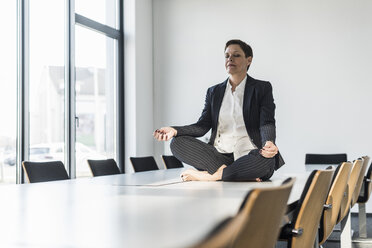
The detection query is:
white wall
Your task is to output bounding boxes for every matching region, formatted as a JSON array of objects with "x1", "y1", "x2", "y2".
[
  {"x1": 124, "y1": 0, "x2": 154, "y2": 173},
  {"x1": 152, "y1": 0, "x2": 372, "y2": 210}
]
